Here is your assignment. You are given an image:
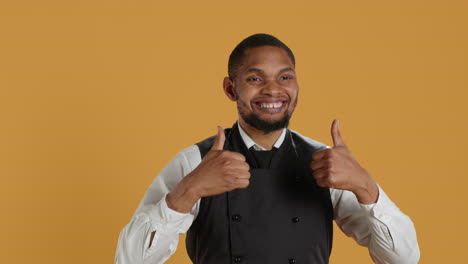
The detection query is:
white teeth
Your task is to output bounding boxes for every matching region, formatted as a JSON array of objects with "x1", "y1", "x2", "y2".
[{"x1": 260, "y1": 102, "x2": 283, "y2": 109}]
